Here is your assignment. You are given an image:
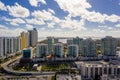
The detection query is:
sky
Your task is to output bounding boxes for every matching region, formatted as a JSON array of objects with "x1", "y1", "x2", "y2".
[{"x1": 0, "y1": 0, "x2": 120, "y2": 38}]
